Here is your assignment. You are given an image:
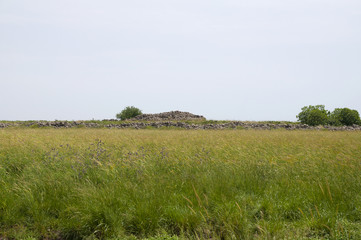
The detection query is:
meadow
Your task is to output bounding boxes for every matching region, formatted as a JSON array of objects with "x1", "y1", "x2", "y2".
[{"x1": 0, "y1": 128, "x2": 361, "y2": 239}]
